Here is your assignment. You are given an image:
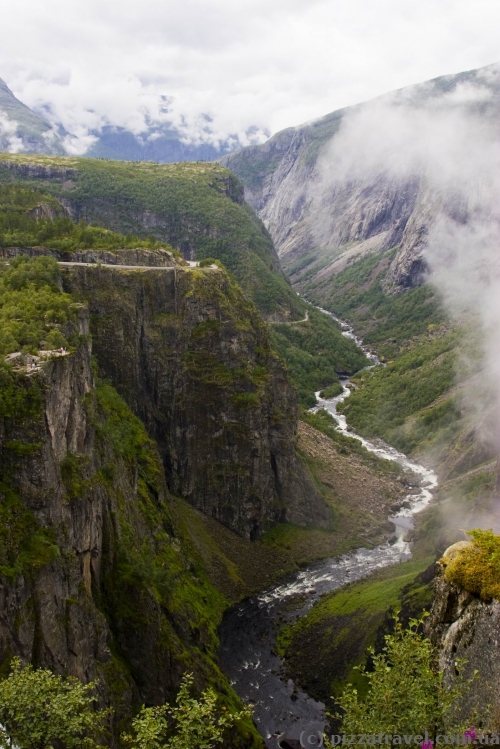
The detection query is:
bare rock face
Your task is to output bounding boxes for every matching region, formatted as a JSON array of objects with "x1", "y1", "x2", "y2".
[
  {"x1": 0, "y1": 311, "x2": 245, "y2": 736},
  {"x1": 426, "y1": 553, "x2": 500, "y2": 727},
  {"x1": 223, "y1": 63, "x2": 500, "y2": 291},
  {"x1": 63, "y1": 264, "x2": 329, "y2": 539}
]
